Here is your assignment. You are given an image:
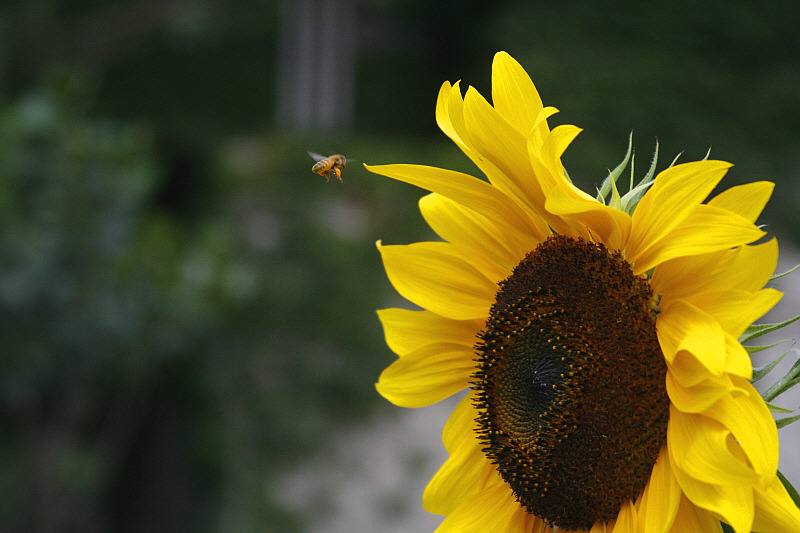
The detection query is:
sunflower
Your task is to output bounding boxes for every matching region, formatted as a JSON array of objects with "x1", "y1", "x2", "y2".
[{"x1": 367, "y1": 52, "x2": 800, "y2": 532}]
